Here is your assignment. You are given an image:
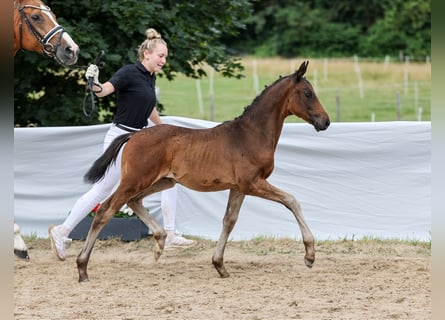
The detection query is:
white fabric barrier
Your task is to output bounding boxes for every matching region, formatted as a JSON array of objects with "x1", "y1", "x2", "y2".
[{"x1": 14, "y1": 117, "x2": 431, "y2": 241}]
